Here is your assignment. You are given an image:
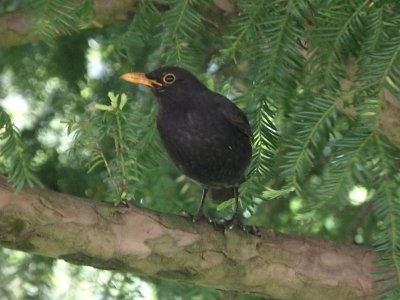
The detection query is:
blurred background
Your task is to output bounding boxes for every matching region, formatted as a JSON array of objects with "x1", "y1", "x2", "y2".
[{"x1": 1, "y1": 0, "x2": 399, "y2": 299}]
